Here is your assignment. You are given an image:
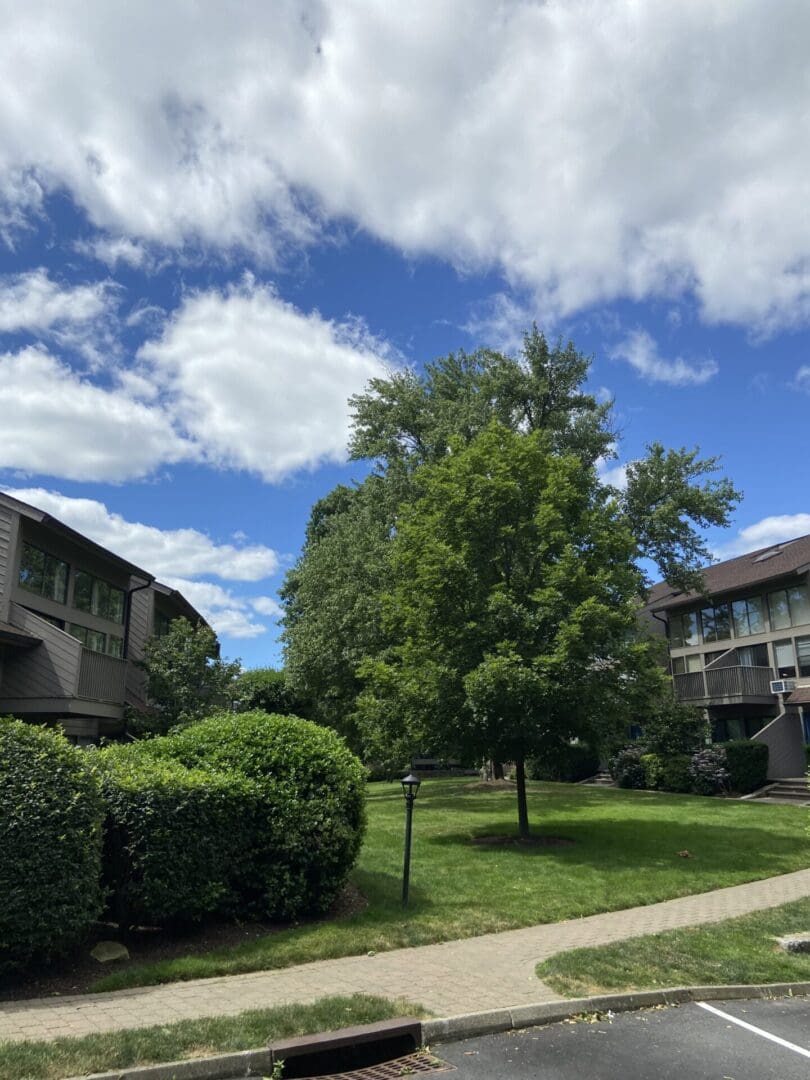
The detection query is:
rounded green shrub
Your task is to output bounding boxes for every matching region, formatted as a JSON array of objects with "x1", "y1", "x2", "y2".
[
  {"x1": 641, "y1": 752, "x2": 692, "y2": 793},
  {"x1": 528, "y1": 743, "x2": 600, "y2": 783},
  {"x1": 609, "y1": 743, "x2": 648, "y2": 788},
  {"x1": 0, "y1": 717, "x2": 104, "y2": 973},
  {"x1": 721, "y1": 739, "x2": 769, "y2": 793},
  {"x1": 99, "y1": 744, "x2": 260, "y2": 928},
  {"x1": 105, "y1": 711, "x2": 367, "y2": 924}
]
